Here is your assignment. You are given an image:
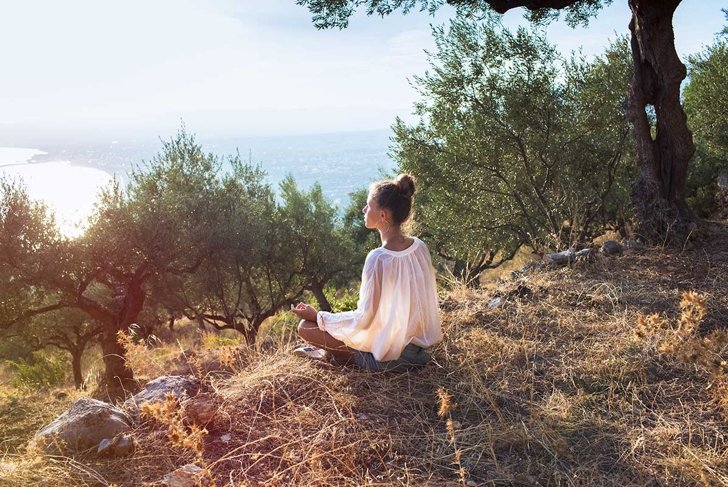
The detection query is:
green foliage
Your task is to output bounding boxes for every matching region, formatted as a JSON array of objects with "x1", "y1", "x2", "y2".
[
  {"x1": 6, "y1": 351, "x2": 68, "y2": 391},
  {"x1": 279, "y1": 176, "x2": 358, "y2": 293},
  {"x1": 261, "y1": 310, "x2": 300, "y2": 344},
  {"x1": 0, "y1": 127, "x2": 360, "y2": 386},
  {"x1": 324, "y1": 285, "x2": 359, "y2": 312},
  {"x1": 296, "y1": 0, "x2": 609, "y2": 29},
  {"x1": 201, "y1": 333, "x2": 242, "y2": 350},
  {"x1": 0, "y1": 179, "x2": 63, "y2": 326},
  {"x1": 341, "y1": 188, "x2": 380, "y2": 264},
  {"x1": 392, "y1": 18, "x2": 632, "y2": 281},
  {"x1": 684, "y1": 21, "x2": 728, "y2": 216}
]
